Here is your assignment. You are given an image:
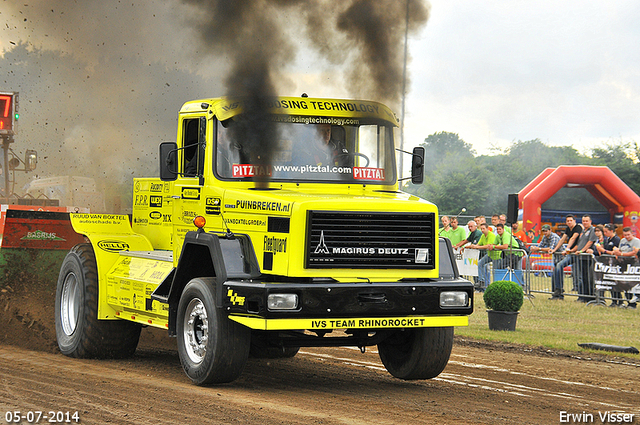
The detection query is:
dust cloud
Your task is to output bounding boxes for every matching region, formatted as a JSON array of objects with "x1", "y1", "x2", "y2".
[{"x1": 1, "y1": 0, "x2": 429, "y2": 205}]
